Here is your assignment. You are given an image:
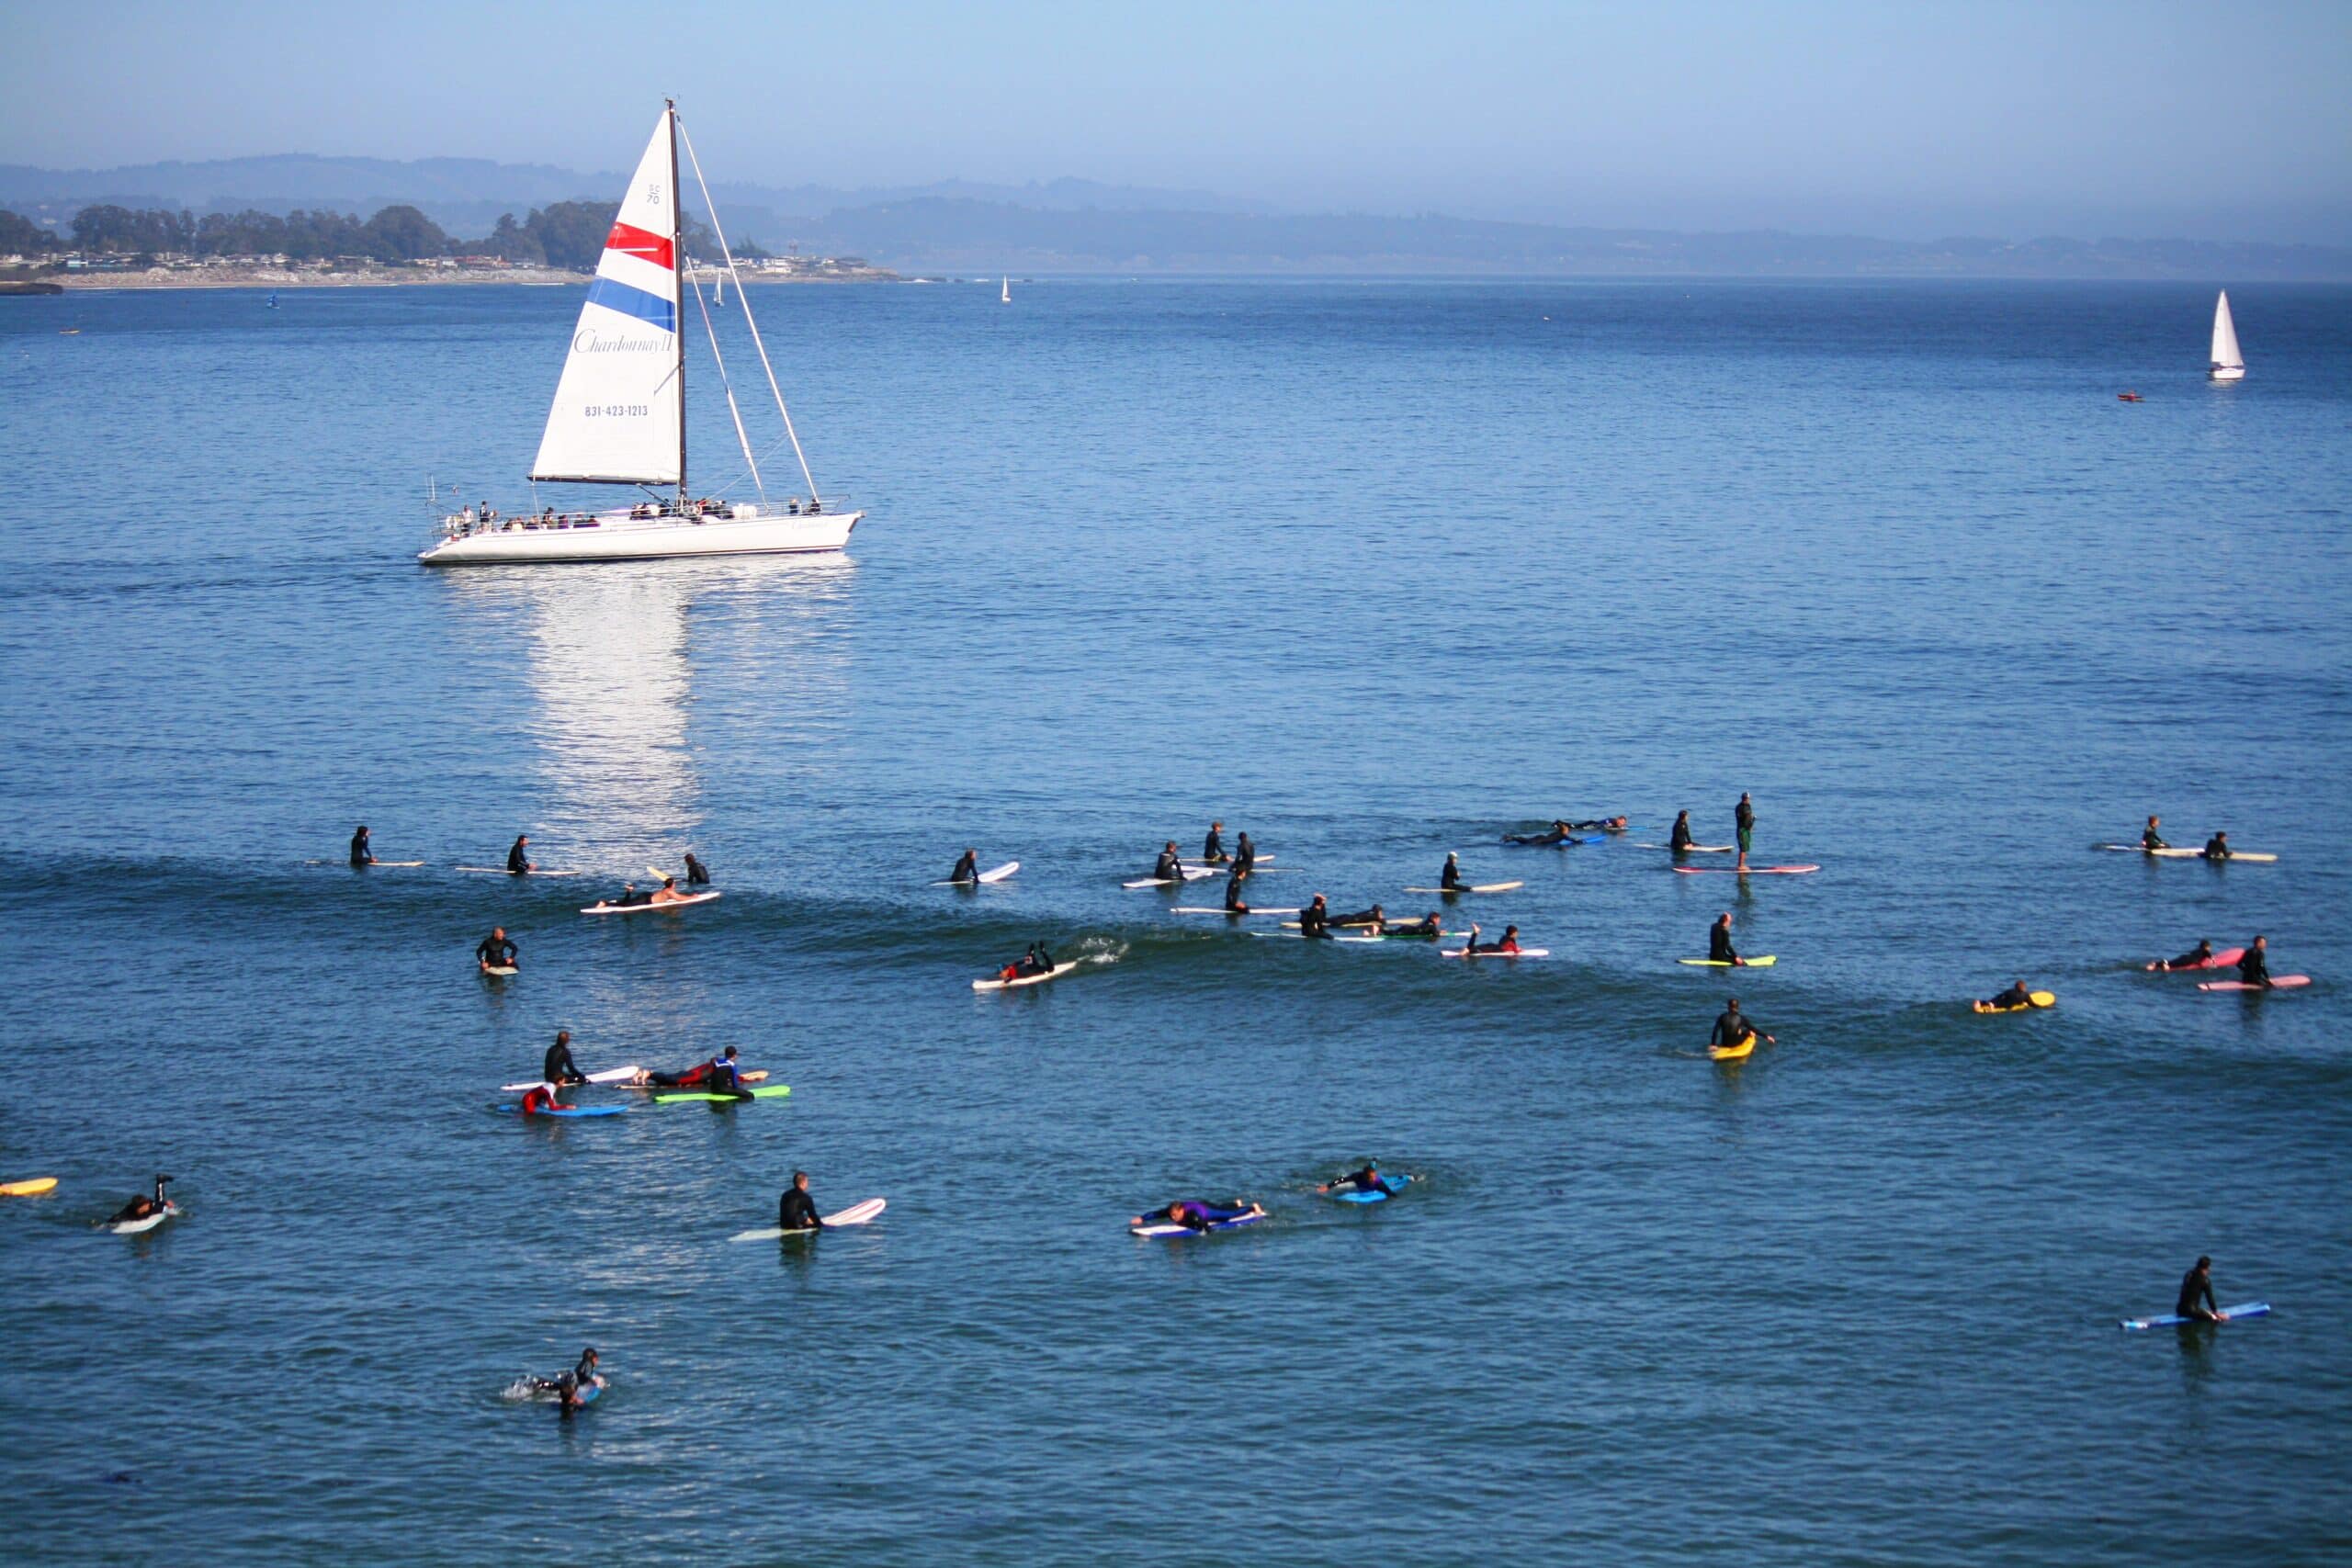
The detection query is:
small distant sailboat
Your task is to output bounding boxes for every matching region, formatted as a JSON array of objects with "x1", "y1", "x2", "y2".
[
  {"x1": 2209, "y1": 289, "x2": 2245, "y2": 381},
  {"x1": 1001, "y1": 276, "x2": 1010, "y2": 304}
]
